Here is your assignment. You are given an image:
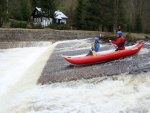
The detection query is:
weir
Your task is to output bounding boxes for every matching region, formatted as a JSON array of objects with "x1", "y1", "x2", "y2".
[
  {"x1": 0, "y1": 41, "x2": 52, "y2": 49},
  {"x1": 37, "y1": 39, "x2": 150, "y2": 84},
  {"x1": 0, "y1": 39, "x2": 150, "y2": 113},
  {"x1": 0, "y1": 29, "x2": 149, "y2": 84}
]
